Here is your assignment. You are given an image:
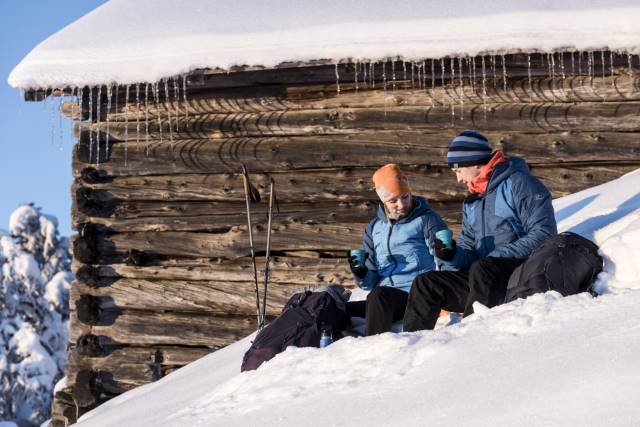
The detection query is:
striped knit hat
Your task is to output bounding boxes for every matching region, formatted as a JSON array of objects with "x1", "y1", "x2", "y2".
[{"x1": 446, "y1": 130, "x2": 493, "y2": 168}]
